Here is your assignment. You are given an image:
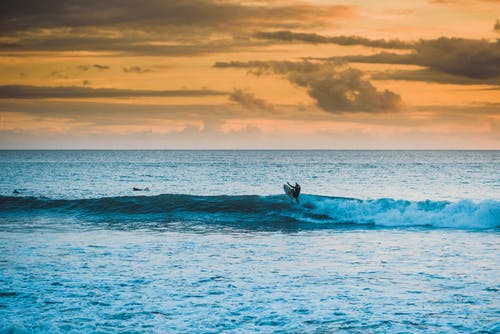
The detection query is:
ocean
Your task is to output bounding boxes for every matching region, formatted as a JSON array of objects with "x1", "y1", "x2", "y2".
[{"x1": 0, "y1": 150, "x2": 499, "y2": 333}]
